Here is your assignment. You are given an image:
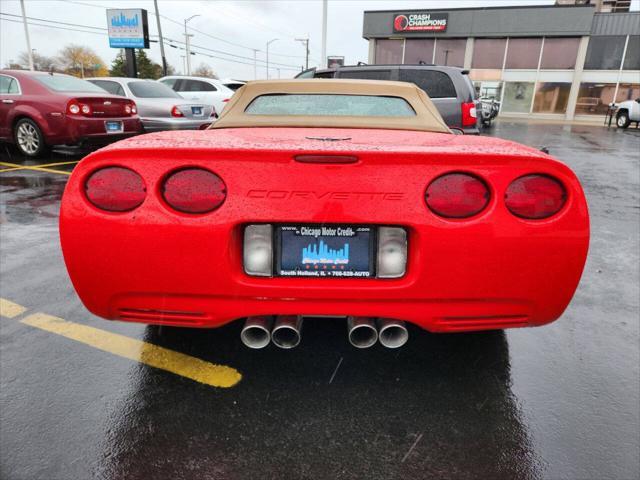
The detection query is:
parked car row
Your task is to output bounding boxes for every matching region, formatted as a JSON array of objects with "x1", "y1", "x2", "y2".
[{"x1": 0, "y1": 70, "x2": 230, "y2": 157}]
